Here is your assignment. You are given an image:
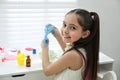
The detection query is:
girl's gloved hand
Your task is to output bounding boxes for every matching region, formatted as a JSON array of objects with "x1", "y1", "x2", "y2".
[
  {"x1": 44, "y1": 24, "x2": 54, "y2": 40},
  {"x1": 42, "y1": 24, "x2": 54, "y2": 47},
  {"x1": 42, "y1": 24, "x2": 60, "y2": 47}
]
